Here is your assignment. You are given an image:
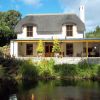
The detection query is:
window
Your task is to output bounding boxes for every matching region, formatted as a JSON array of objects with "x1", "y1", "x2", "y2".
[
  {"x1": 66, "y1": 43, "x2": 73, "y2": 56},
  {"x1": 26, "y1": 44, "x2": 33, "y2": 55},
  {"x1": 66, "y1": 25, "x2": 73, "y2": 36},
  {"x1": 27, "y1": 26, "x2": 33, "y2": 37}
]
